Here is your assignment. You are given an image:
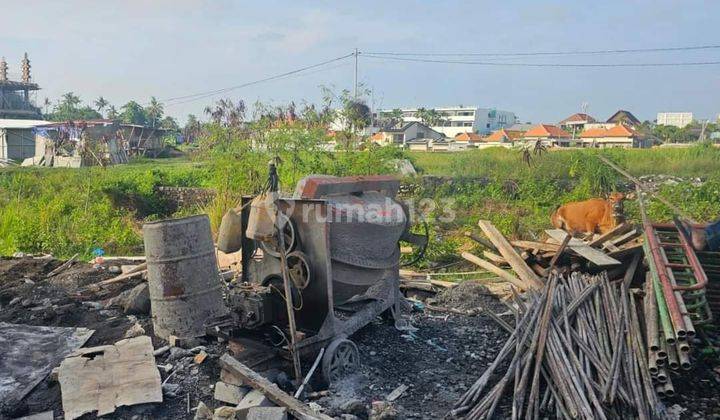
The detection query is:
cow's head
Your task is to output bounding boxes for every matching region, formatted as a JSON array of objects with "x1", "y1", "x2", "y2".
[{"x1": 608, "y1": 192, "x2": 625, "y2": 217}]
